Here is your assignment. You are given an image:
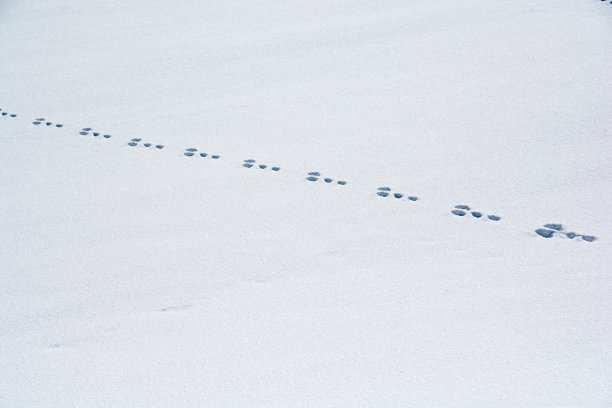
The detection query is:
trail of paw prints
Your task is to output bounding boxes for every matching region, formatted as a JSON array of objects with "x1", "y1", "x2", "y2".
[
  {"x1": 450, "y1": 205, "x2": 501, "y2": 221},
  {"x1": 305, "y1": 172, "x2": 347, "y2": 185},
  {"x1": 183, "y1": 148, "x2": 219, "y2": 159},
  {"x1": 375, "y1": 187, "x2": 418, "y2": 201},
  {"x1": 242, "y1": 159, "x2": 280, "y2": 171},
  {"x1": 535, "y1": 223, "x2": 596, "y2": 242},
  {"x1": 79, "y1": 127, "x2": 113, "y2": 139},
  {"x1": 127, "y1": 138, "x2": 164, "y2": 149},
  {"x1": 32, "y1": 117, "x2": 64, "y2": 127},
  {"x1": 0, "y1": 108, "x2": 17, "y2": 117}
]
